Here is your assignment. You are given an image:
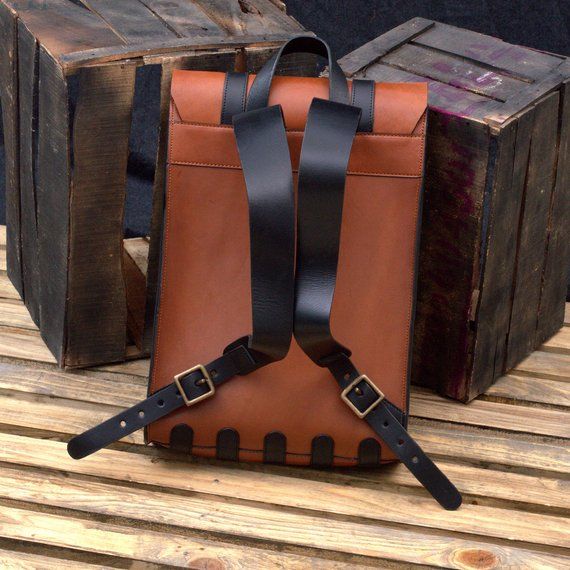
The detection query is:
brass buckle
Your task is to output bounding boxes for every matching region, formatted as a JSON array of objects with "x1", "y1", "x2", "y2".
[
  {"x1": 173, "y1": 364, "x2": 215, "y2": 407},
  {"x1": 341, "y1": 374, "x2": 384, "y2": 418}
]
